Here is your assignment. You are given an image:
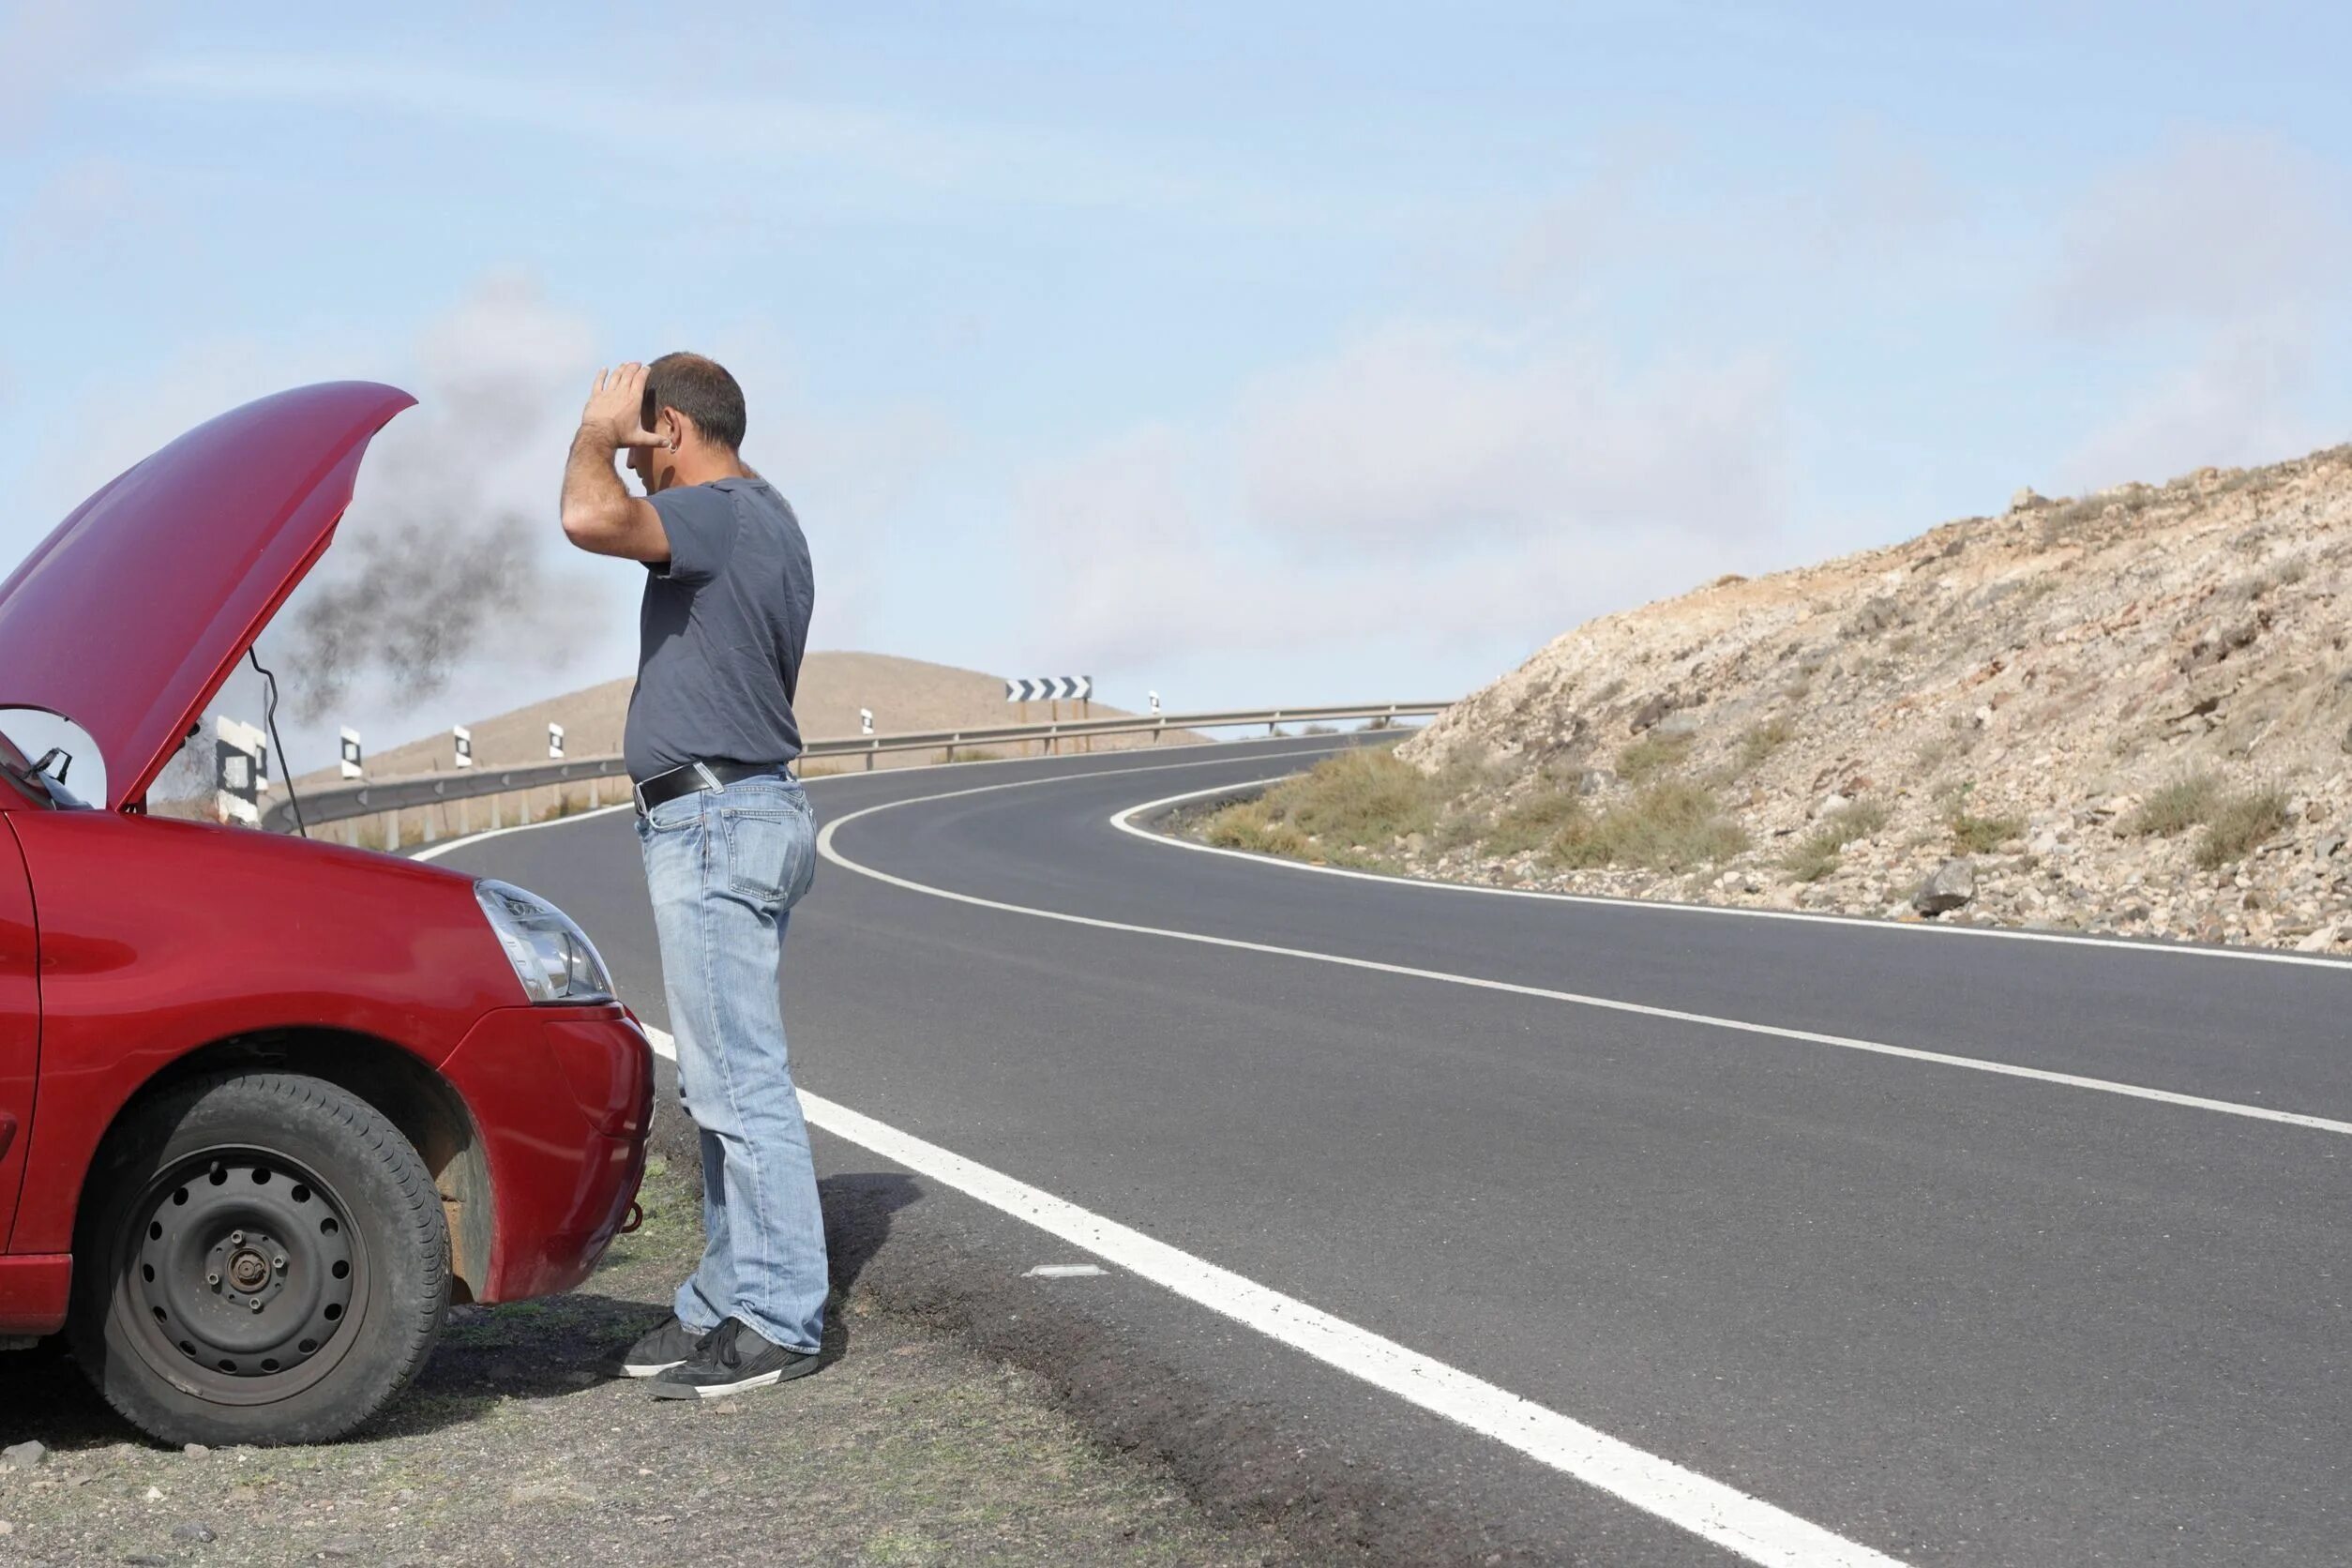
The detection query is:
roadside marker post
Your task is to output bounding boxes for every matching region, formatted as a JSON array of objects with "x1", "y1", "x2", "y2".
[
  {"x1": 213, "y1": 716, "x2": 267, "y2": 826},
  {"x1": 339, "y1": 728, "x2": 363, "y2": 781},
  {"x1": 548, "y1": 723, "x2": 565, "y2": 760},
  {"x1": 860, "y1": 708, "x2": 875, "y2": 771},
  {"x1": 453, "y1": 726, "x2": 473, "y2": 769}
]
